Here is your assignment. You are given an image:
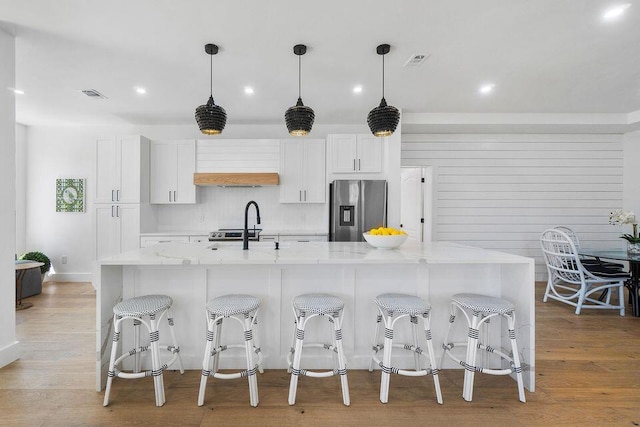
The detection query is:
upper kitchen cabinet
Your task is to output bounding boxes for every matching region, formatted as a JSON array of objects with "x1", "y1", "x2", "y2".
[
  {"x1": 95, "y1": 136, "x2": 150, "y2": 204},
  {"x1": 280, "y1": 139, "x2": 326, "y2": 203},
  {"x1": 328, "y1": 134, "x2": 382, "y2": 173},
  {"x1": 150, "y1": 140, "x2": 197, "y2": 204}
]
